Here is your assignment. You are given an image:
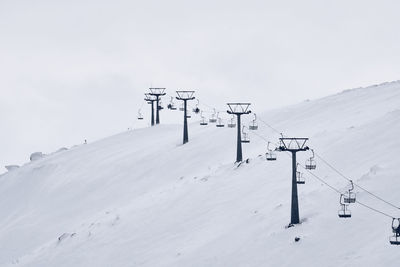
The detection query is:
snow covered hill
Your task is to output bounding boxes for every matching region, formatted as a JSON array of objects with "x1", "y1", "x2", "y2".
[{"x1": 1, "y1": 81, "x2": 400, "y2": 267}]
